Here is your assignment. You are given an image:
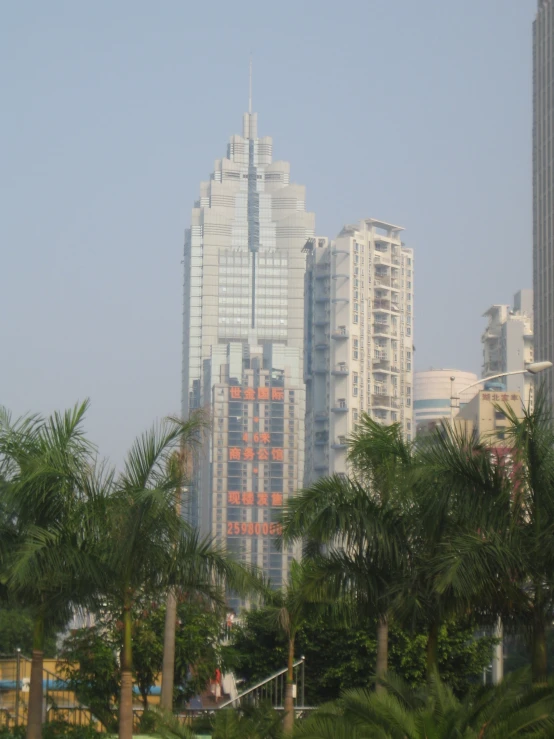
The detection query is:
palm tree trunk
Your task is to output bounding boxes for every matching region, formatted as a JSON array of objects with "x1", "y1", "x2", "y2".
[
  {"x1": 426, "y1": 621, "x2": 440, "y2": 678},
  {"x1": 531, "y1": 614, "x2": 548, "y2": 684},
  {"x1": 376, "y1": 616, "x2": 388, "y2": 694},
  {"x1": 26, "y1": 614, "x2": 44, "y2": 739},
  {"x1": 119, "y1": 606, "x2": 134, "y2": 739},
  {"x1": 160, "y1": 589, "x2": 177, "y2": 710},
  {"x1": 283, "y1": 637, "x2": 295, "y2": 735}
]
